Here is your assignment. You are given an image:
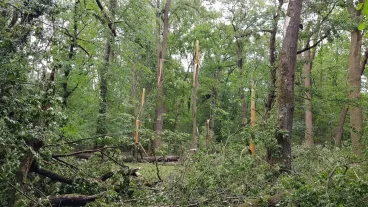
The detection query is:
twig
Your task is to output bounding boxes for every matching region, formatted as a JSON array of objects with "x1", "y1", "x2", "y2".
[
  {"x1": 138, "y1": 142, "x2": 149, "y2": 157},
  {"x1": 297, "y1": 34, "x2": 329, "y2": 54},
  {"x1": 52, "y1": 156, "x2": 79, "y2": 171},
  {"x1": 7, "y1": 181, "x2": 39, "y2": 205},
  {"x1": 44, "y1": 133, "x2": 125, "y2": 147},
  {"x1": 152, "y1": 149, "x2": 162, "y2": 181},
  {"x1": 52, "y1": 145, "x2": 124, "y2": 158},
  {"x1": 100, "y1": 151, "x2": 128, "y2": 168},
  {"x1": 30, "y1": 184, "x2": 53, "y2": 207}
]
